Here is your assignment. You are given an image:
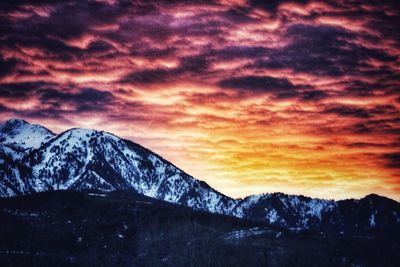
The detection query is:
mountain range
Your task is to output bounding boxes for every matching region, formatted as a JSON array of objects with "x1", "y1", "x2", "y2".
[{"x1": 1, "y1": 118, "x2": 399, "y2": 231}]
